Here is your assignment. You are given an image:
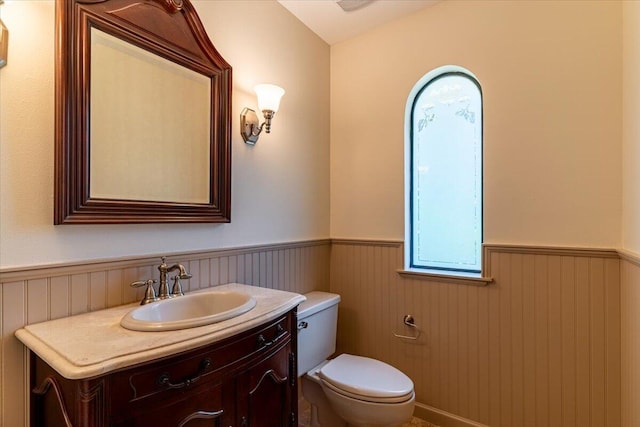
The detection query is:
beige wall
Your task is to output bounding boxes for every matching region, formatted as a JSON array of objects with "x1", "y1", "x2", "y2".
[
  {"x1": 0, "y1": 0, "x2": 330, "y2": 269},
  {"x1": 330, "y1": 0, "x2": 622, "y2": 248},
  {"x1": 329, "y1": 2, "x2": 627, "y2": 425},
  {"x1": 1, "y1": 1, "x2": 634, "y2": 426},
  {"x1": 622, "y1": 0, "x2": 640, "y2": 254},
  {"x1": 621, "y1": 2, "x2": 640, "y2": 426}
]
